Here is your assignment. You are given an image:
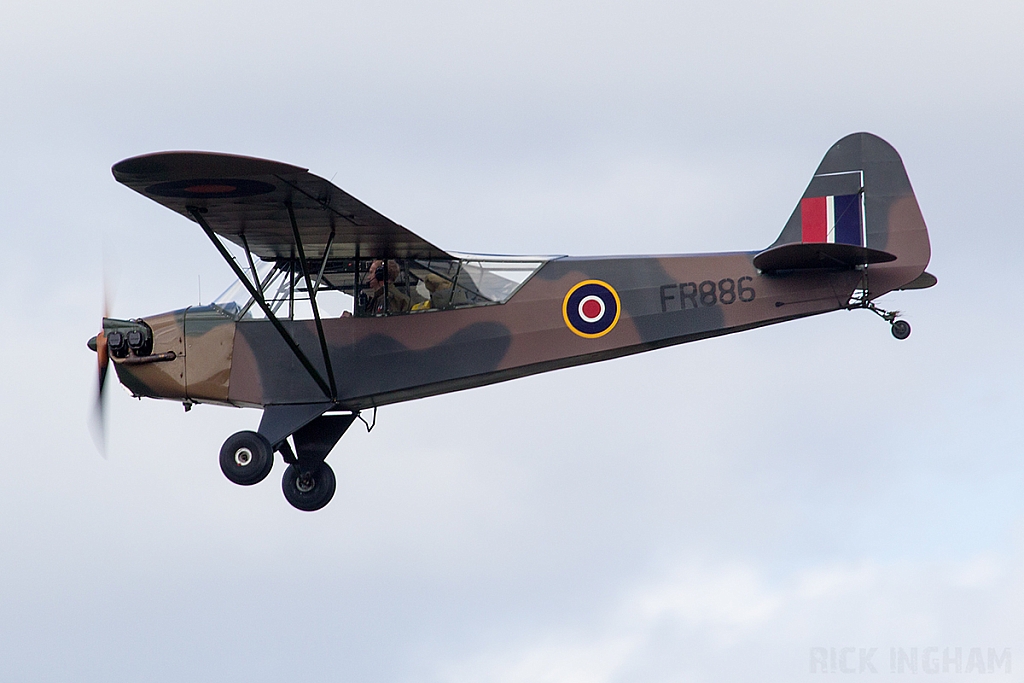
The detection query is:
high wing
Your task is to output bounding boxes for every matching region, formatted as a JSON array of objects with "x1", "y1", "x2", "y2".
[{"x1": 112, "y1": 151, "x2": 451, "y2": 261}]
